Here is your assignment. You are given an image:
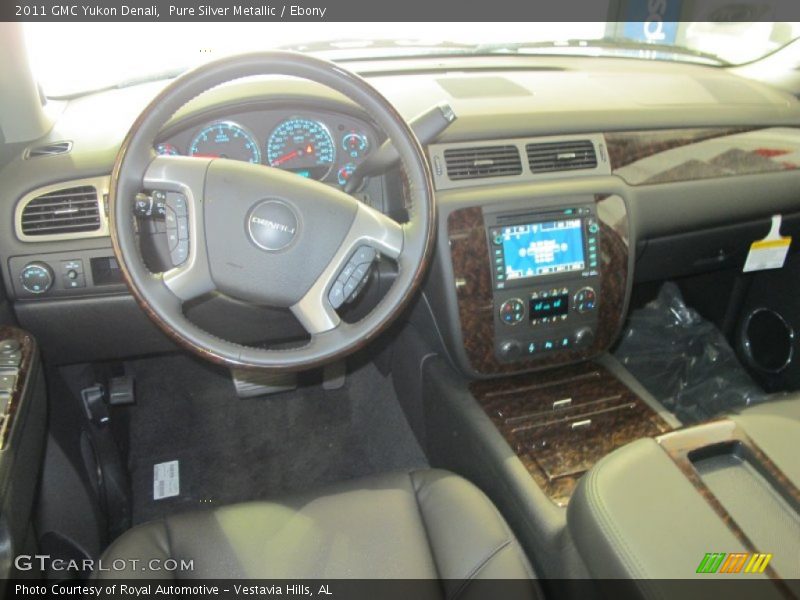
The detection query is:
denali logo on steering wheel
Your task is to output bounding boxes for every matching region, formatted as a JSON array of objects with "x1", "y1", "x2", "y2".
[
  {"x1": 250, "y1": 216, "x2": 296, "y2": 234},
  {"x1": 246, "y1": 200, "x2": 299, "y2": 251}
]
